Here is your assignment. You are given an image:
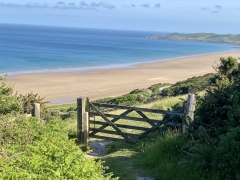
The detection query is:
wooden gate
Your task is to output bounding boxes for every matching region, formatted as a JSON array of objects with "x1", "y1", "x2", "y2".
[{"x1": 77, "y1": 94, "x2": 196, "y2": 144}]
